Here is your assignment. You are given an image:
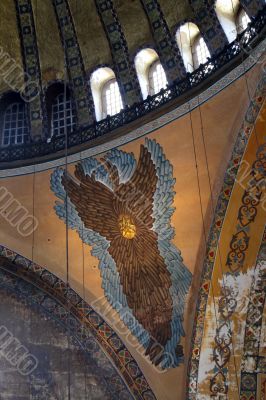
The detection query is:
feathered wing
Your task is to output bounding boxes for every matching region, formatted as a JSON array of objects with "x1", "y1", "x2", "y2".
[
  {"x1": 50, "y1": 139, "x2": 192, "y2": 369},
  {"x1": 145, "y1": 138, "x2": 192, "y2": 368},
  {"x1": 61, "y1": 164, "x2": 118, "y2": 242},
  {"x1": 108, "y1": 230, "x2": 173, "y2": 363},
  {"x1": 111, "y1": 144, "x2": 158, "y2": 229},
  {"x1": 51, "y1": 155, "x2": 153, "y2": 357},
  {"x1": 105, "y1": 143, "x2": 174, "y2": 362}
]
